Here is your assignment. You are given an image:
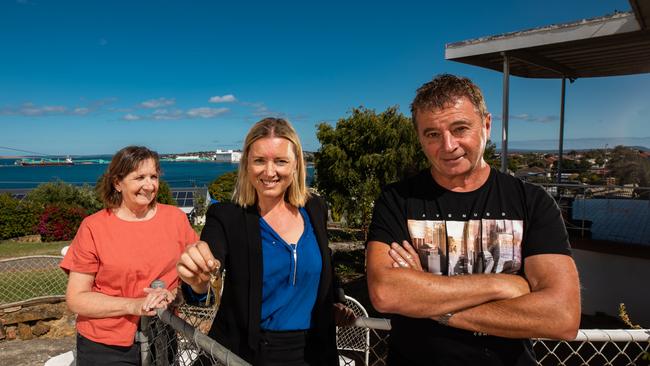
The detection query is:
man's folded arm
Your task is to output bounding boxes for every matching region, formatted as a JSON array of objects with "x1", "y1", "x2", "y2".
[
  {"x1": 367, "y1": 240, "x2": 530, "y2": 318},
  {"x1": 444, "y1": 253, "x2": 581, "y2": 340}
]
